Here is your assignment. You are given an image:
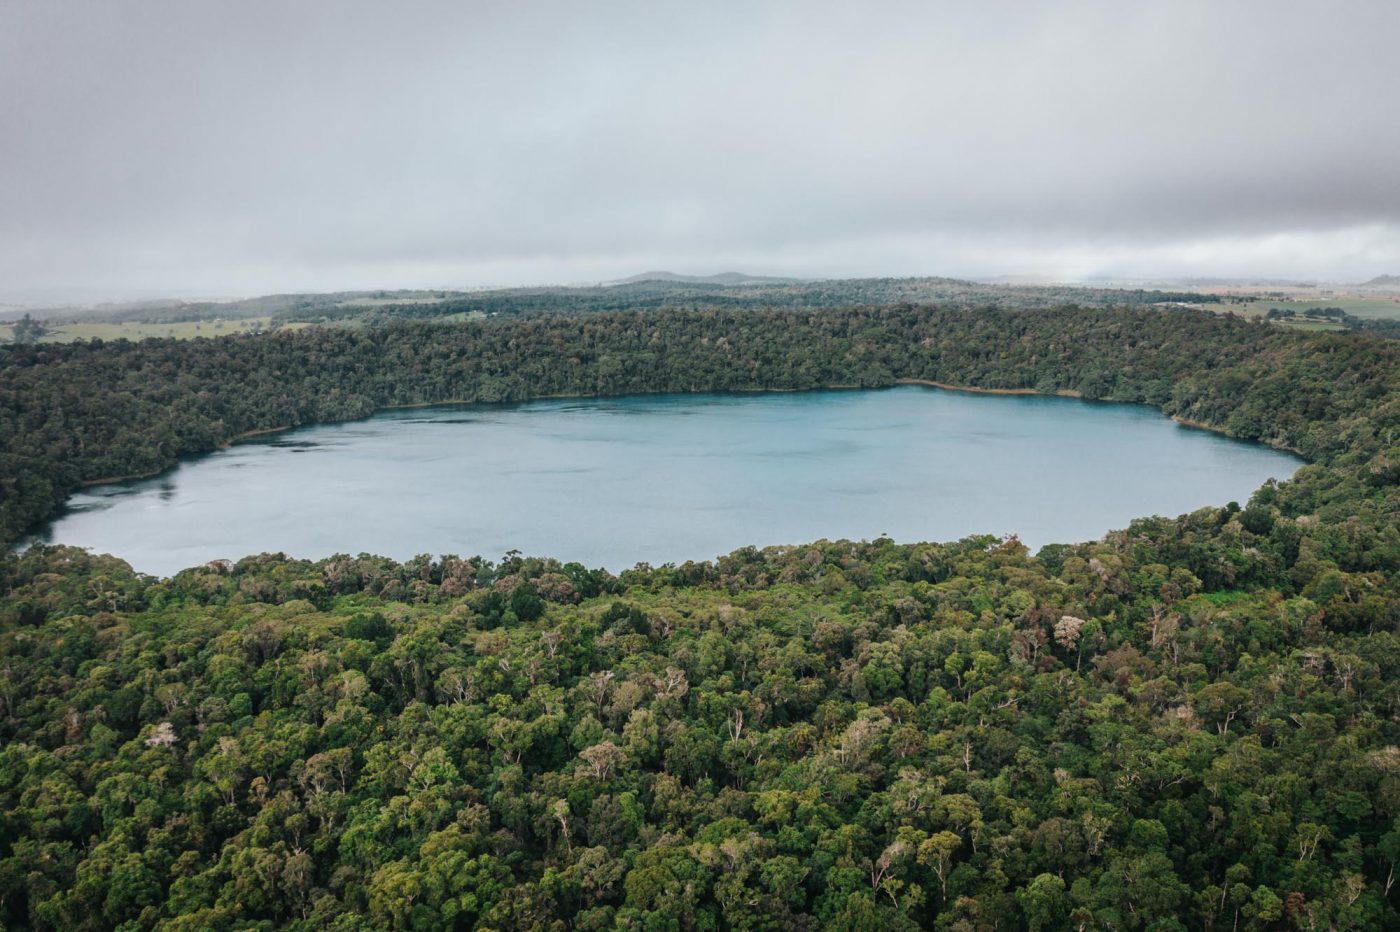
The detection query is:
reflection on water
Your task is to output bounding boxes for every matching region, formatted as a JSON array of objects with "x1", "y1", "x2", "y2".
[
  {"x1": 61, "y1": 501, "x2": 114, "y2": 515},
  {"x1": 36, "y1": 386, "x2": 1304, "y2": 577}
]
